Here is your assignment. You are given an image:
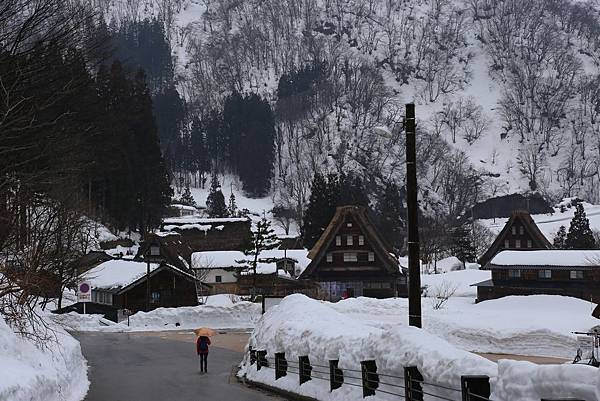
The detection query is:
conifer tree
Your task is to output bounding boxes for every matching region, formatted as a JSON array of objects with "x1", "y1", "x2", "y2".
[
  {"x1": 566, "y1": 203, "x2": 596, "y2": 249},
  {"x1": 228, "y1": 191, "x2": 238, "y2": 217},
  {"x1": 450, "y1": 225, "x2": 477, "y2": 269},
  {"x1": 179, "y1": 185, "x2": 197, "y2": 207},
  {"x1": 238, "y1": 218, "x2": 281, "y2": 295},
  {"x1": 205, "y1": 174, "x2": 228, "y2": 217},
  {"x1": 375, "y1": 181, "x2": 406, "y2": 252},
  {"x1": 553, "y1": 225, "x2": 567, "y2": 249},
  {"x1": 302, "y1": 172, "x2": 337, "y2": 249}
]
